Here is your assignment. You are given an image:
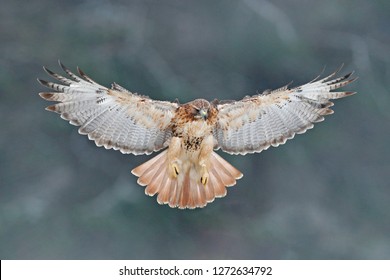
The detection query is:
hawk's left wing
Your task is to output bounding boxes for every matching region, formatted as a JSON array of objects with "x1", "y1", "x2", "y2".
[
  {"x1": 213, "y1": 67, "x2": 356, "y2": 155},
  {"x1": 39, "y1": 61, "x2": 178, "y2": 155}
]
